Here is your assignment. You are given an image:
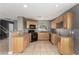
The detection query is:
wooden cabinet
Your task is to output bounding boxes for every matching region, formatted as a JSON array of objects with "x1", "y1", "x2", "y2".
[
  {"x1": 58, "y1": 12, "x2": 74, "y2": 55},
  {"x1": 63, "y1": 12, "x2": 74, "y2": 29},
  {"x1": 13, "y1": 37, "x2": 24, "y2": 53},
  {"x1": 51, "y1": 12, "x2": 74, "y2": 55},
  {"x1": 12, "y1": 33, "x2": 31, "y2": 53},
  {"x1": 51, "y1": 33, "x2": 58, "y2": 45},
  {"x1": 51, "y1": 22, "x2": 57, "y2": 29},
  {"x1": 26, "y1": 20, "x2": 37, "y2": 29},
  {"x1": 51, "y1": 18, "x2": 58, "y2": 29},
  {"x1": 24, "y1": 34, "x2": 31, "y2": 49},
  {"x1": 38, "y1": 32, "x2": 49, "y2": 41},
  {"x1": 57, "y1": 37, "x2": 61, "y2": 53},
  {"x1": 51, "y1": 12, "x2": 74, "y2": 29},
  {"x1": 51, "y1": 16, "x2": 64, "y2": 29},
  {"x1": 59, "y1": 37, "x2": 74, "y2": 55}
]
